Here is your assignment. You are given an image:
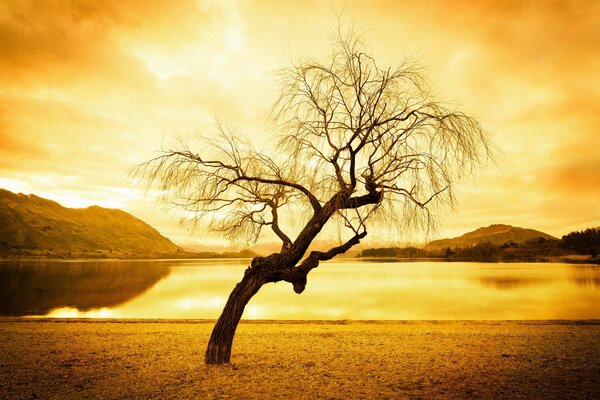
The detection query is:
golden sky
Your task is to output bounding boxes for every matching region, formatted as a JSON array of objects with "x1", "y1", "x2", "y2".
[{"x1": 1, "y1": 0, "x2": 599, "y2": 246}]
